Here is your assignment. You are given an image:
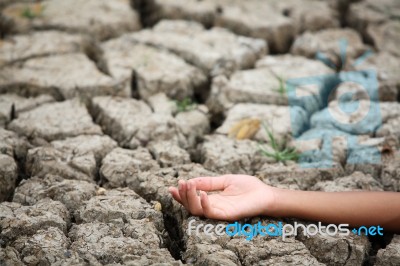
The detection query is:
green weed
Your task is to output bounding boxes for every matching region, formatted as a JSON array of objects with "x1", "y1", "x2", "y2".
[
  {"x1": 20, "y1": 5, "x2": 43, "y2": 19},
  {"x1": 257, "y1": 122, "x2": 299, "y2": 162},
  {"x1": 274, "y1": 76, "x2": 296, "y2": 96},
  {"x1": 174, "y1": 97, "x2": 197, "y2": 113},
  {"x1": 274, "y1": 76, "x2": 286, "y2": 96}
]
